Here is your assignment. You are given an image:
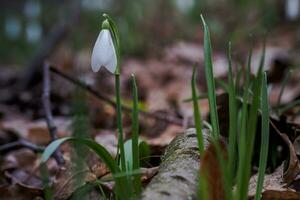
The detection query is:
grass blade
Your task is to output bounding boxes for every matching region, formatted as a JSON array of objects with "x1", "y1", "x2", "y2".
[
  {"x1": 255, "y1": 72, "x2": 270, "y2": 200},
  {"x1": 236, "y1": 46, "x2": 252, "y2": 200},
  {"x1": 201, "y1": 14, "x2": 220, "y2": 139},
  {"x1": 227, "y1": 42, "x2": 238, "y2": 185},
  {"x1": 237, "y1": 40, "x2": 265, "y2": 200},
  {"x1": 131, "y1": 74, "x2": 142, "y2": 194},
  {"x1": 235, "y1": 49, "x2": 252, "y2": 200},
  {"x1": 191, "y1": 64, "x2": 204, "y2": 154}
]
